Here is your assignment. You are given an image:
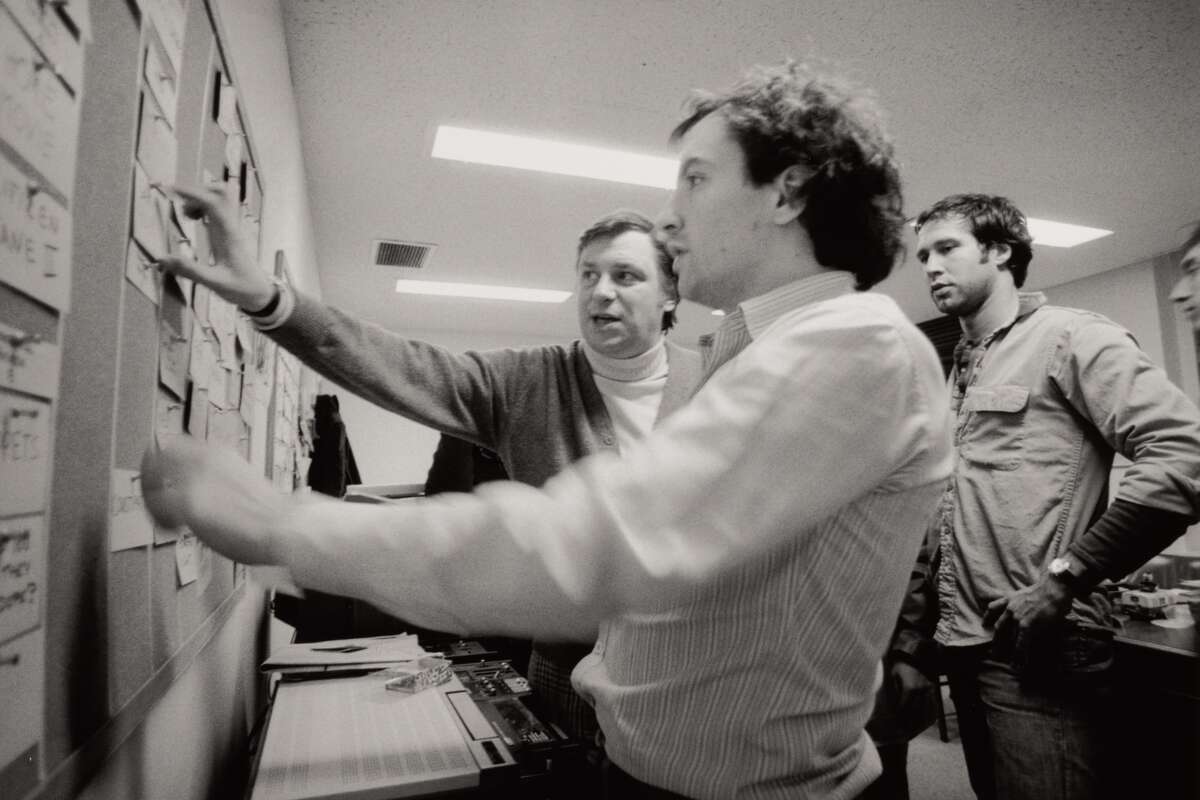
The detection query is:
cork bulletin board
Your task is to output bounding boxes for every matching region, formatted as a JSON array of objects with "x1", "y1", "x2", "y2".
[{"x1": 0, "y1": 2, "x2": 310, "y2": 797}]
